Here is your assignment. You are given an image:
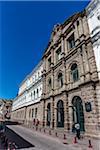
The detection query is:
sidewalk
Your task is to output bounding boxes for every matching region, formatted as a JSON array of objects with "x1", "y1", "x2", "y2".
[{"x1": 24, "y1": 125, "x2": 100, "y2": 150}]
